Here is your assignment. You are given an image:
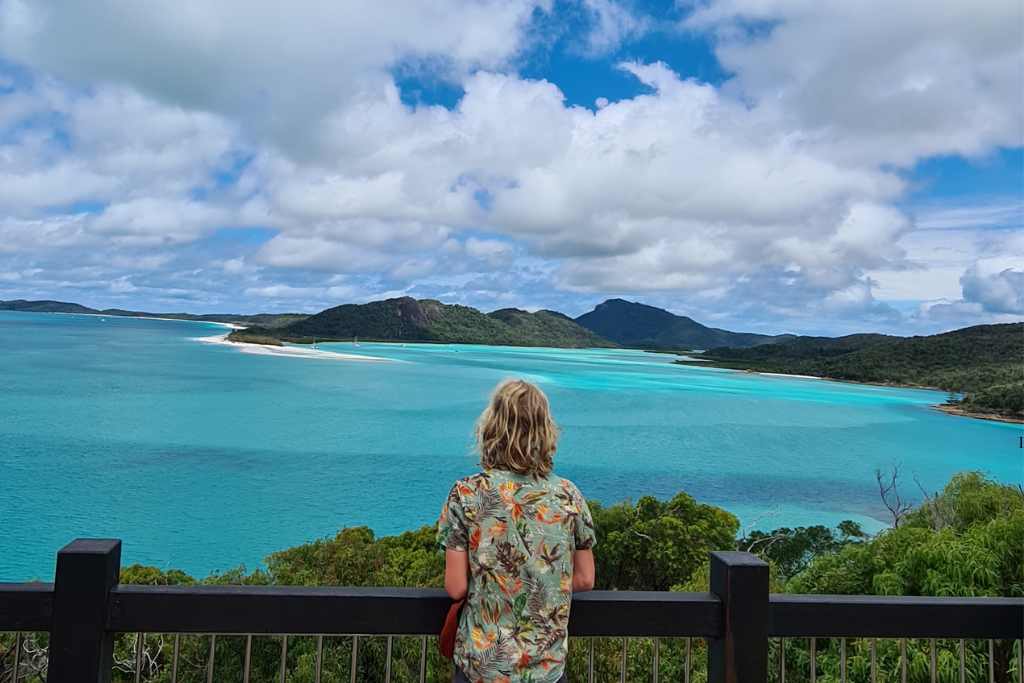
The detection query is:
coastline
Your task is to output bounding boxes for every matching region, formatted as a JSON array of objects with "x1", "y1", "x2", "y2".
[
  {"x1": 49, "y1": 310, "x2": 247, "y2": 329},
  {"x1": 677, "y1": 359, "x2": 1023, "y2": 425},
  {"x1": 197, "y1": 333, "x2": 392, "y2": 362},
  {"x1": 933, "y1": 403, "x2": 1024, "y2": 425}
]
